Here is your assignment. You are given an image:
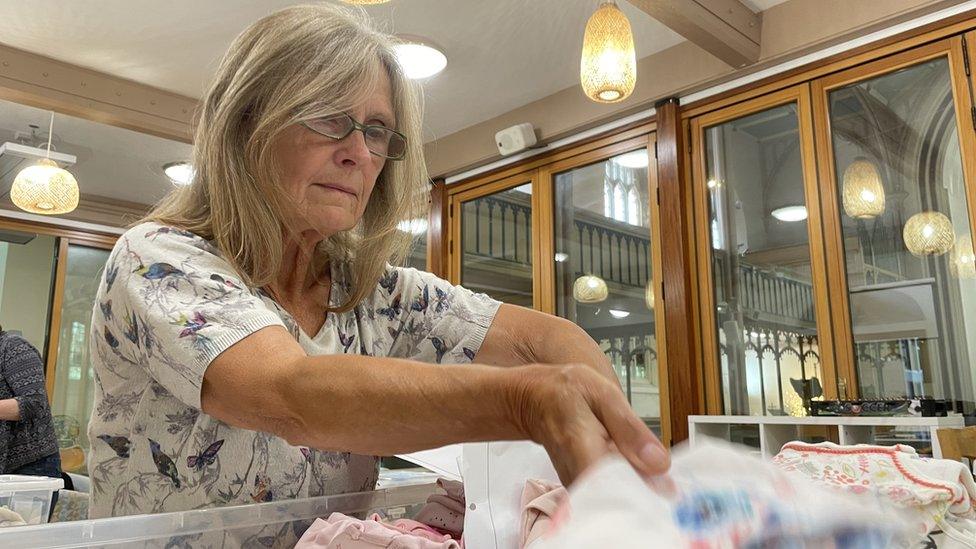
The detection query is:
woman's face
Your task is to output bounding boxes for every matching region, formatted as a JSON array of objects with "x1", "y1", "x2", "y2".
[{"x1": 273, "y1": 70, "x2": 395, "y2": 238}]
